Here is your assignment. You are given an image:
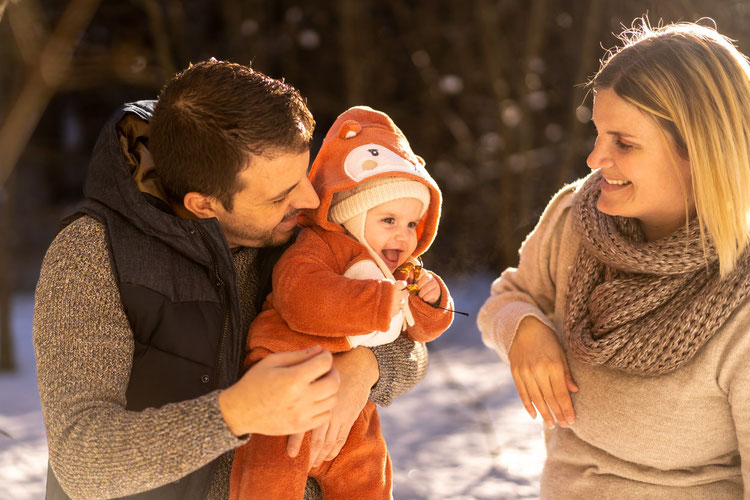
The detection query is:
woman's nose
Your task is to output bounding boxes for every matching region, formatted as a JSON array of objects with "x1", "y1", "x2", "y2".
[{"x1": 586, "y1": 138, "x2": 611, "y2": 171}]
